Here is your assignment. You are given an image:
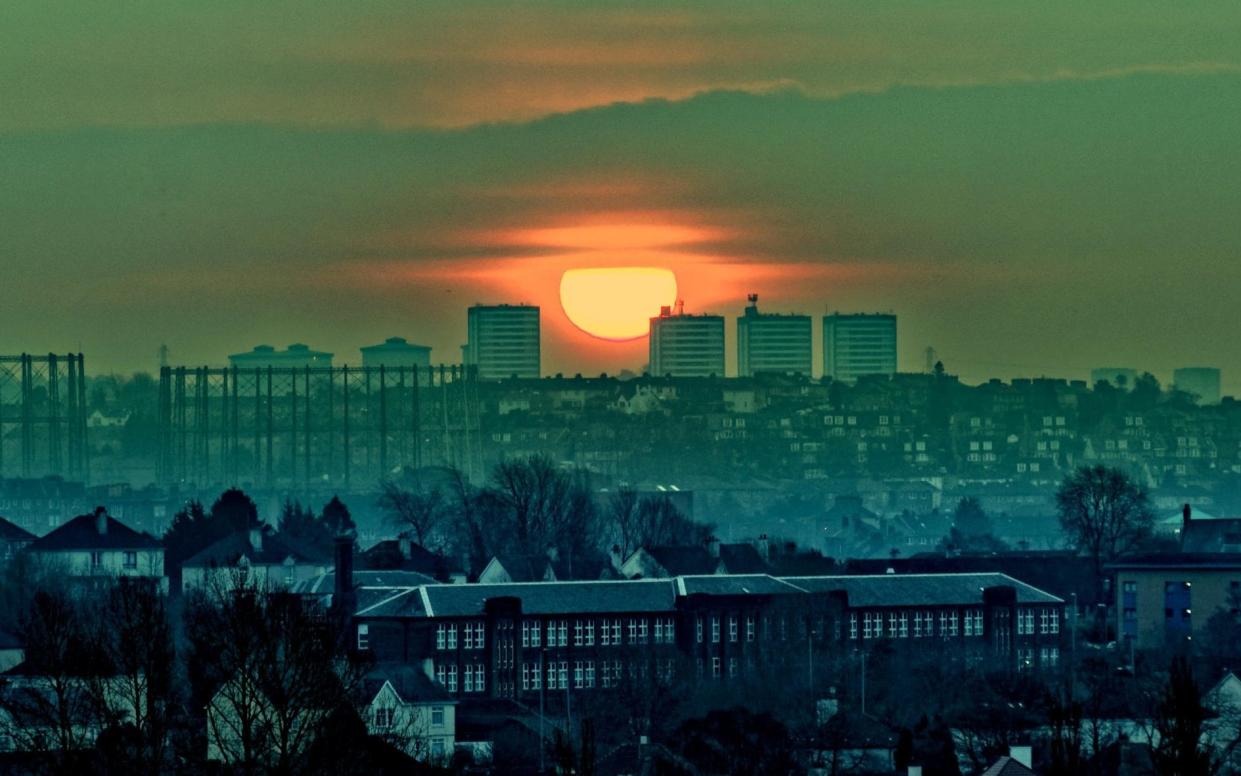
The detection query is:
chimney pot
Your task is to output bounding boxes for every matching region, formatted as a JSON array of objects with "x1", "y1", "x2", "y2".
[
  {"x1": 706, "y1": 536, "x2": 720, "y2": 558},
  {"x1": 398, "y1": 535, "x2": 412, "y2": 560}
]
